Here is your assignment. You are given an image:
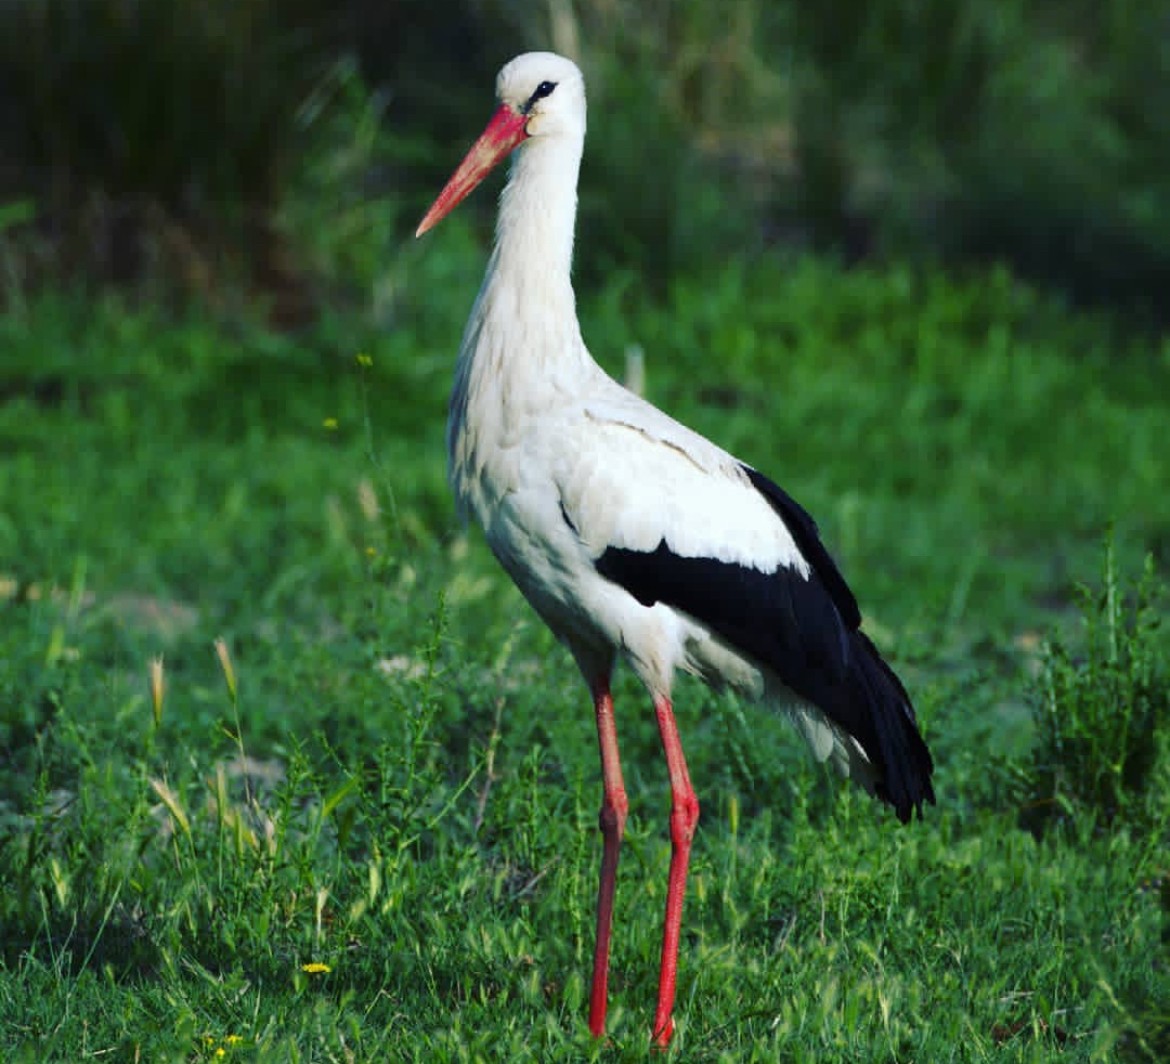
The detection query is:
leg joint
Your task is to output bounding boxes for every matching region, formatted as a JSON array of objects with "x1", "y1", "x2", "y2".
[
  {"x1": 669, "y1": 791, "x2": 699, "y2": 846},
  {"x1": 599, "y1": 789, "x2": 628, "y2": 837}
]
